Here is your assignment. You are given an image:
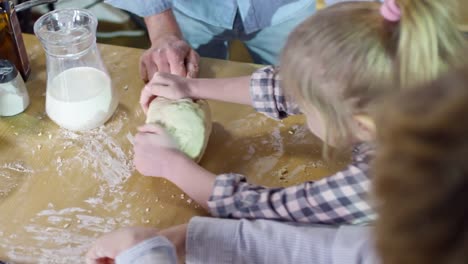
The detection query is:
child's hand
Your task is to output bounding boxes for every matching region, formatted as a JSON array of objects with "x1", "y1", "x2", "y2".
[
  {"x1": 134, "y1": 124, "x2": 214, "y2": 209},
  {"x1": 86, "y1": 224, "x2": 188, "y2": 264},
  {"x1": 134, "y1": 124, "x2": 189, "y2": 178},
  {"x1": 140, "y1": 72, "x2": 195, "y2": 113},
  {"x1": 85, "y1": 226, "x2": 159, "y2": 264}
]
